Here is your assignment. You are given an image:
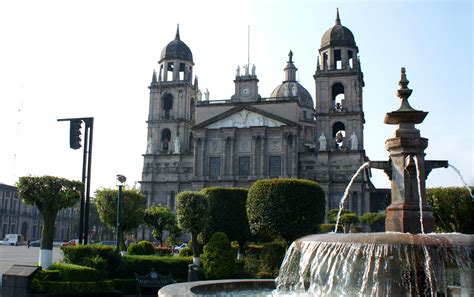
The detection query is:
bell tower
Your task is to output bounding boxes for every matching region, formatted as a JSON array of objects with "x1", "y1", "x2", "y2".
[
  {"x1": 141, "y1": 25, "x2": 197, "y2": 208},
  {"x1": 313, "y1": 9, "x2": 369, "y2": 215}
]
